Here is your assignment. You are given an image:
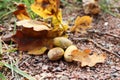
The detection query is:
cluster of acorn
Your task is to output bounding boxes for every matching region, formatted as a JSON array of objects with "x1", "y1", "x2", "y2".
[{"x1": 48, "y1": 37, "x2": 78, "y2": 62}]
